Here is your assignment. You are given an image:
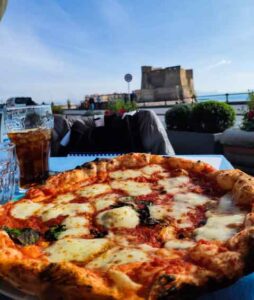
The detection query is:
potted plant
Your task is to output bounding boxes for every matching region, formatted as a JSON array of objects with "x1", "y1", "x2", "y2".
[
  {"x1": 106, "y1": 99, "x2": 137, "y2": 117},
  {"x1": 166, "y1": 101, "x2": 235, "y2": 154},
  {"x1": 104, "y1": 99, "x2": 137, "y2": 127}
]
